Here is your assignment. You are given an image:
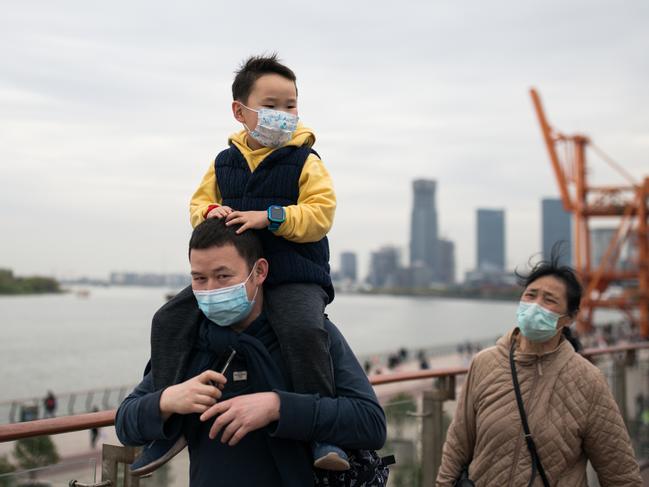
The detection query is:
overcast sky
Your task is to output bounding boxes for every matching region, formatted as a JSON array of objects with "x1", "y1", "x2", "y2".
[{"x1": 1, "y1": 0, "x2": 648, "y2": 281}]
